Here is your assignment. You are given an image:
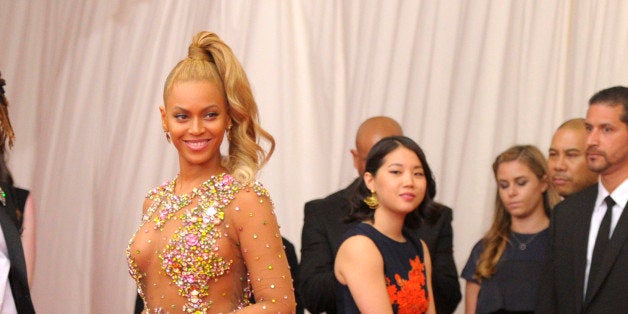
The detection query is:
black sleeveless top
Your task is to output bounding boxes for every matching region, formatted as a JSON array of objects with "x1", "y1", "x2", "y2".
[{"x1": 336, "y1": 223, "x2": 430, "y2": 314}]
